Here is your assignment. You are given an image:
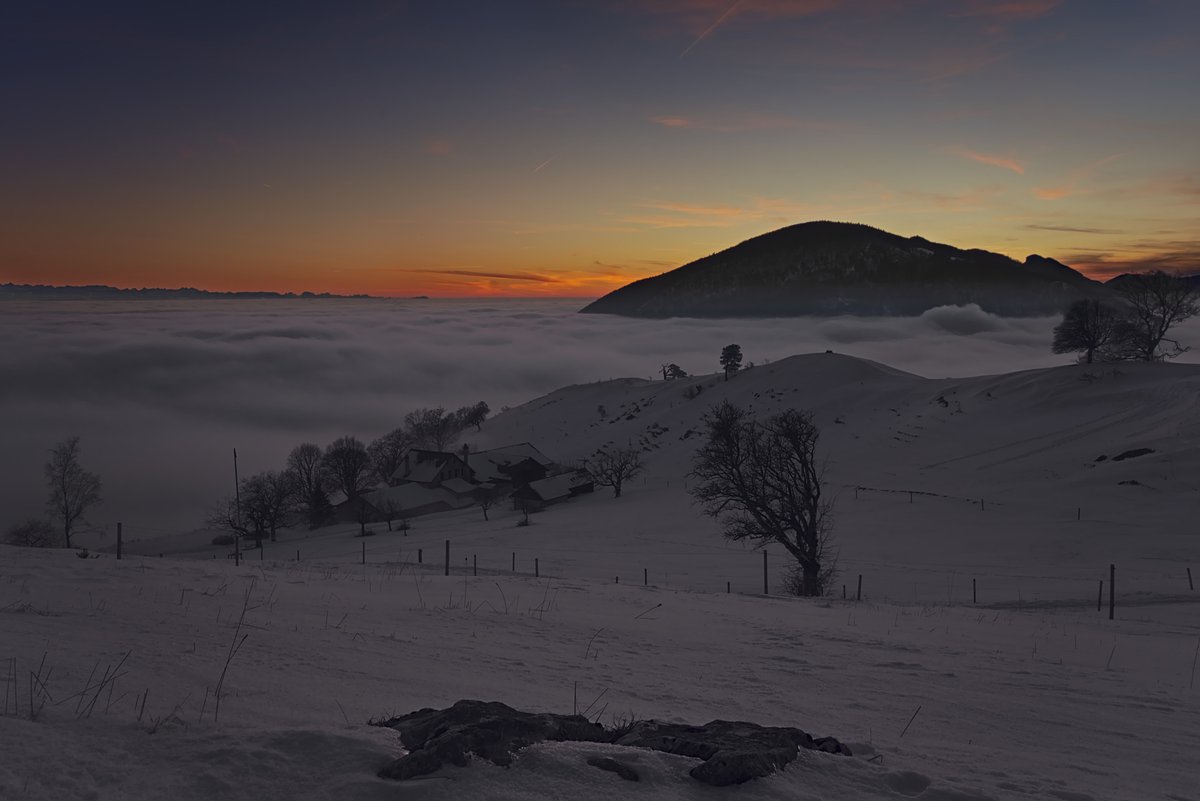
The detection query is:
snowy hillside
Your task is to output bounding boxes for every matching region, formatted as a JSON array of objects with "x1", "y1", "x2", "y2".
[{"x1": 4, "y1": 353, "x2": 1199, "y2": 799}]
